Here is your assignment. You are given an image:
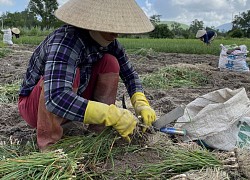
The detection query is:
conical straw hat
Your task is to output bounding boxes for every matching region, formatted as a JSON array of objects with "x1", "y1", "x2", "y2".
[
  {"x1": 196, "y1": 29, "x2": 206, "y2": 38},
  {"x1": 11, "y1": 28, "x2": 20, "y2": 34},
  {"x1": 54, "y1": 0, "x2": 154, "y2": 34}
]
